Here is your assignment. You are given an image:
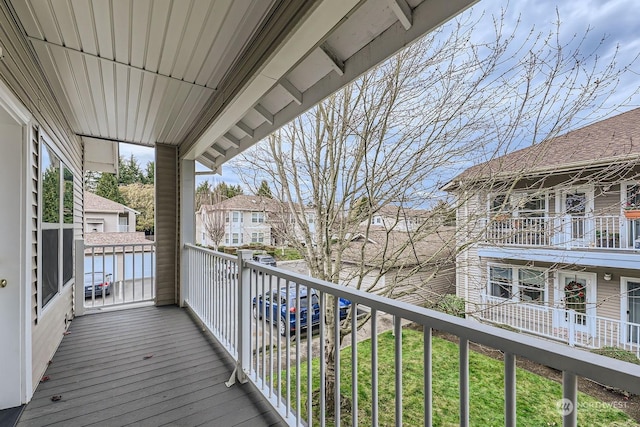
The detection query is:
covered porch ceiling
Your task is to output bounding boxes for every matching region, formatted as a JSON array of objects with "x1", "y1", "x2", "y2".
[{"x1": 9, "y1": 0, "x2": 477, "y2": 172}]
